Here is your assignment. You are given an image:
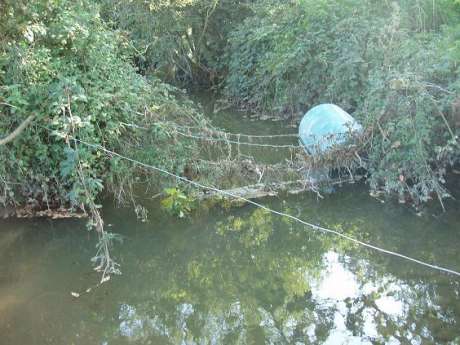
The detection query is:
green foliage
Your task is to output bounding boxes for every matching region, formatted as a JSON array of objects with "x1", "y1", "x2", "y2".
[
  {"x1": 0, "y1": 0, "x2": 203, "y2": 210},
  {"x1": 224, "y1": 0, "x2": 460, "y2": 204},
  {"x1": 99, "y1": 0, "x2": 252, "y2": 87},
  {"x1": 161, "y1": 187, "x2": 194, "y2": 218},
  {"x1": 217, "y1": 208, "x2": 273, "y2": 247},
  {"x1": 1, "y1": 0, "x2": 459, "y2": 211}
]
